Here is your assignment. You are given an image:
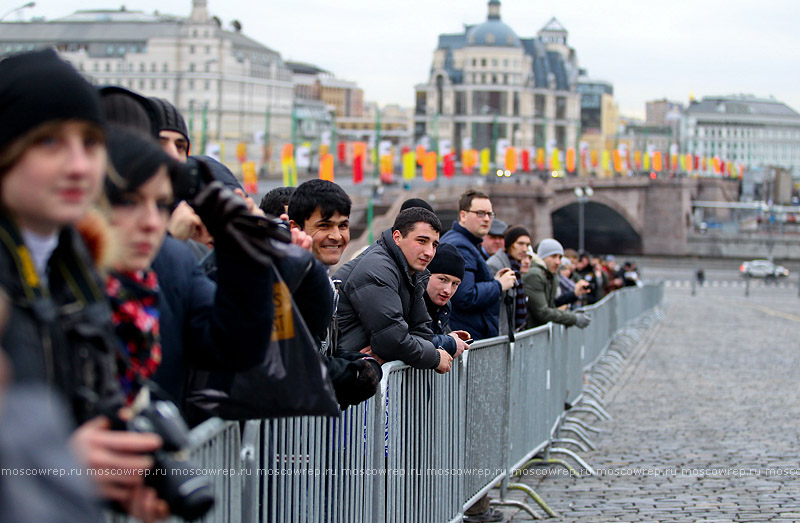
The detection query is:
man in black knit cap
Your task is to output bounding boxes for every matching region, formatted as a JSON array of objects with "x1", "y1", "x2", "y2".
[
  {"x1": 423, "y1": 243, "x2": 471, "y2": 359},
  {"x1": 149, "y1": 97, "x2": 191, "y2": 161}
]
